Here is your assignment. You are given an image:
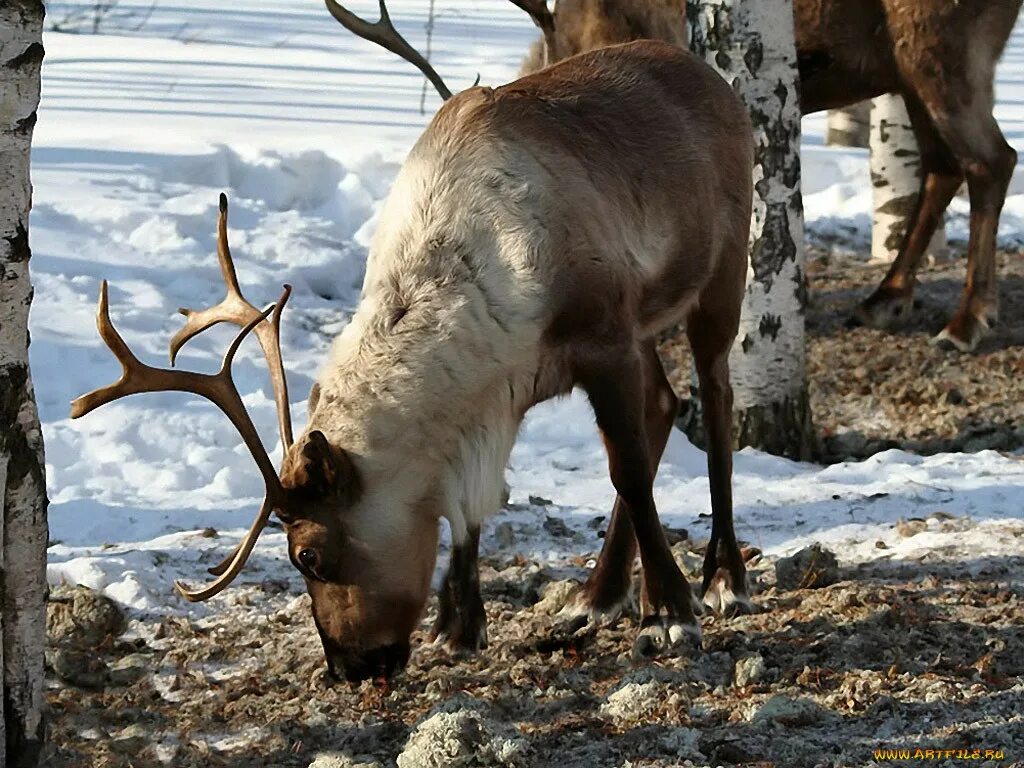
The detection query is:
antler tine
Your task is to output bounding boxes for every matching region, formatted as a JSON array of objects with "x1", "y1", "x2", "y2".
[
  {"x1": 325, "y1": 0, "x2": 453, "y2": 101},
  {"x1": 71, "y1": 283, "x2": 290, "y2": 600},
  {"x1": 175, "y1": 497, "x2": 274, "y2": 601},
  {"x1": 509, "y1": 0, "x2": 554, "y2": 31},
  {"x1": 169, "y1": 194, "x2": 294, "y2": 449},
  {"x1": 509, "y1": 0, "x2": 557, "y2": 65}
]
